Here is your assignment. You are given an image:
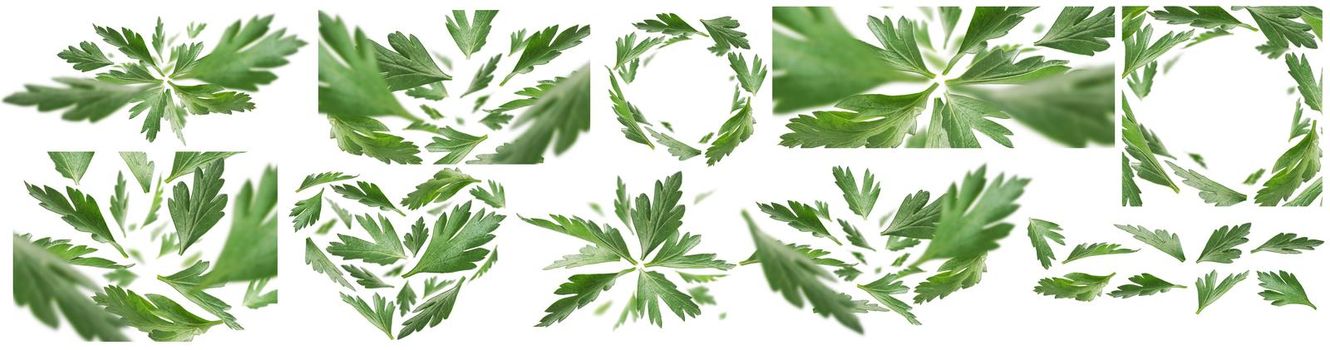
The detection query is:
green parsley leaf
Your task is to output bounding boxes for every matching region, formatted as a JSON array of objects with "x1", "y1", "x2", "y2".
[
  {"x1": 881, "y1": 190, "x2": 940, "y2": 239},
  {"x1": 635, "y1": 13, "x2": 702, "y2": 37},
  {"x1": 318, "y1": 12, "x2": 414, "y2": 126},
  {"x1": 119, "y1": 152, "x2": 155, "y2": 193},
  {"x1": 470, "y1": 180, "x2": 506, "y2": 209},
  {"x1": 856, "y1": 273, "x2": 919, "y2": 325},
  {"x1": 110, "y1": 172, "x2": 128, "y2": 232},
  {"x1": 341, "y1": 293, "x2": 394, "y2": 339},
  {"x1": 833, "y1": 166, "x2": 881, "y2": 219},
  {"x1": 1122, "y1": 25, "x2": 1192, "y2": 78},
  {"x1": 1122, "y1": 95, "x2": 1179, "y2": 192},
  {"x1": 1123, "y1": 155, "x2": 1144, "y2": 206},
  {"x1": 1034, "y1": 272, "x2": 1115, "y2": 301},
  {"x1": 758, "y1": 201, "x2": 838, "y2": 245},
  {"x1": 307, "y1": 238, "x2": 354, "y2": 290},
  {"x1": 524, "y1": 215, "x2": 635, "y2": 264},
  {"x1": 915, "y1": 166, "x2": 1028, "y2": 264},
  {"x1": 4, "y1": 78, "x2": 148, "y2": 122},
  {"x1": 472, "y1": 66, "x2": 590, "y2": 164},
  {"x1": 545, "y1": 245, "x2": 621, "y2": 270},
  {"x1": 1252, "y1": 233, "x2": 1323, "y2": 254},
  {"x1": 328, "y1": 214, "x2": 407, "y2": 265},
  {"x1": 743, "y1": 211, "x2": 862, "y2": 333},
  {"x1": 396, "y1": 284, "x2": 417, "y2": 316},
  {"x1": 1167, "y1": 161, "x2": 1247, "y2": 206},
  {"x1": 403, "y1": 202, "x2": 502, "y2": 277},
  {"x1": 1063, "y1": 243, "x2": 1137, "y2": 263},
  {"x1": 298, "y1": 172, "x2": 356, "y2": 192},
  {"x1": 1114, "y1": 224, "x2": 1186, "y2": 262},
  {"x1": 471, "y1": 248, "x2": 498, "y2": 280},
  {"x1": 166, "y1": 152, "x2": 239, "y2": 183},
  {"x1": 703, "y1": 100, "x2": 754, "y2": 165},
  {"x1": 947, "y1": 6, "x2": 1036, "y2": 72},
  {"x1": 406, "y1": 82, "x2": 447, "y2": 100},
  {"x1": 728, "y1": 52, "x2": 767, "y2": 93},
  {"x1": 837, "y1": 220, "x2": 874, "y2": 251},
  {"x1": 631, "y1": 270, "x2": 700, "y2": 326},
  {"x1": 1256, "y1": 127, "x2": 1320, "y2": 206},
  {"x1": 1108, "y1": 273, "x2": 1186, "y2": 298},
  {"x1": 13, "y1": 234, "x2": 129, "y2": 341},
  {"x1": 463, "y1": 54, "x2": 501, "y2": 97},
  {"x1": 867, "y1": 16, "x2": 933, "y2": 78},
  {"x1": 1283, "y1": 176, "x2": 1322, "y2": 207},
  {"x1": 186, "y1": 16, "x2": 303, "y2": 91},
  {"x1": 700, "y1": 17, "x2": 750, "y2": 55},
  {"x1": 780, "y1": 84, "x2": 937, "y2": 148},
  {"x1": 344, "y1": 264, "x2": 392, "y2": 289},
  {"x1": 157, "y1": 261, "x2": 240, "y2": 329},
  {"x1": 502, "y1": 25, "x2": 588, "y2": 85},
  {"x1": 93, "y1": 285, "x2": 219, "y2": 341},
  {"x1": 913, "y1": 255, "x2": 986, "y2": 304},
  {"x1": 537, "y1": 271, "x2": 628, "y2": 327},
  {"x1": 333, "y1": 181, "x2": 402, "y2": 214},
  {"x1": 1285, "y1": 53, "x2": 1321, "y2": 112},
  {"x1": 607, "y1": 67, "x2": 652, "y2": 149},
  {"x1": 1257, "y1": 271, "x2": 1316, "y2": 309},
  {"x1": 425, "y1": 128, "x2": 487, "y2": 164},
  {"x1": 404, "y1": 218, "x2": 428, "y2": 256},
  {"x1": 772, "y1": 7, "x2": 923, "y2": 112},
  {"x1": 627, "y1": 172, "x2": 686, "y2": 258},
  {"x1": 402, "y1": 169, "x2": 479, "y2": 210},
  {"x1": 243, "y1": 278, "x2": 277, "y2": 309},
  {"x1": 1197, "y1": 223, "x2": 1251, "y2": 264},
  {"x1": 26, "y1": 183, "x2": 126, "y2": 257},
  {"x1": 446, "y1": 10, "x2": 497, "y2": 59},
  {"x1": 59, "y1": 41, "x2": 113, "y2": 71},
  {"x1": 1196, "y1": 270, "x2": 1248, "y2": 314},
  {"x1": 646, "y1": 233, "x2": 733, "y2": 270},
  {"x1": 938, "y1": 93, "x2": 1015, "y2": 147},
  {"x1": 291, "y1": 190, "x2": 324, "y2": 231},
  {"x1": 1149, "y1": 7, "x2": 1251, "y2": 30},
  {"x1": 1035, "y1": 7, "x2": 1114, "y2": 55},
  {"x1": 373, "y1": 31, "x2": 450, "y2": 91},
  {"x1": 1247, "y1": 7, "x2": 1319, "y2": 57},
  {"x1": 48, "y1": 151, "x2": 94, "y2": 185},
  {"x1": 648, "y1": 128, "x2": 702, "y2": 161},
  {"x1": 950, "y1": 47, "x2": 1069, "y2": 86},
  {"x1": 1027, "y1": 218, "x2": 1067, "y2": 269},
  {"x1": 168, "y1": 159, "x2": 227, "y2": 254}
]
